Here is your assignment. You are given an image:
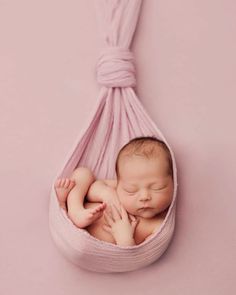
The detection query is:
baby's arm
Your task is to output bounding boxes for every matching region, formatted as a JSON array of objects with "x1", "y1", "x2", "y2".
[
  {"x1": 67, "y1": 167, "x2": 95, "y2": 217},
  {"x1": 86, "y1": 179, "x2": 118, "y2": 204}
]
